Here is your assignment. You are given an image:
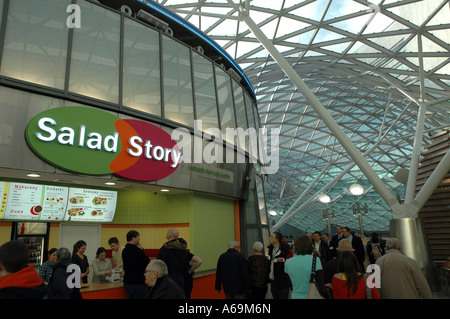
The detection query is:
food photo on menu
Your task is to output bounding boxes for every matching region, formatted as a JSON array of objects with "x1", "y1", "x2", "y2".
[{"x1": 64, "y1": 188, "x2": 116, "y2": 222}]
